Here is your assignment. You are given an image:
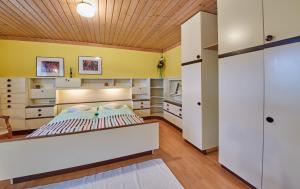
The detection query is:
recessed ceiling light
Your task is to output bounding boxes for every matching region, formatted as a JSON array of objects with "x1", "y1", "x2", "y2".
[{"x1": 76, "y1": 2, "x2": 96, "y2": 18}]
